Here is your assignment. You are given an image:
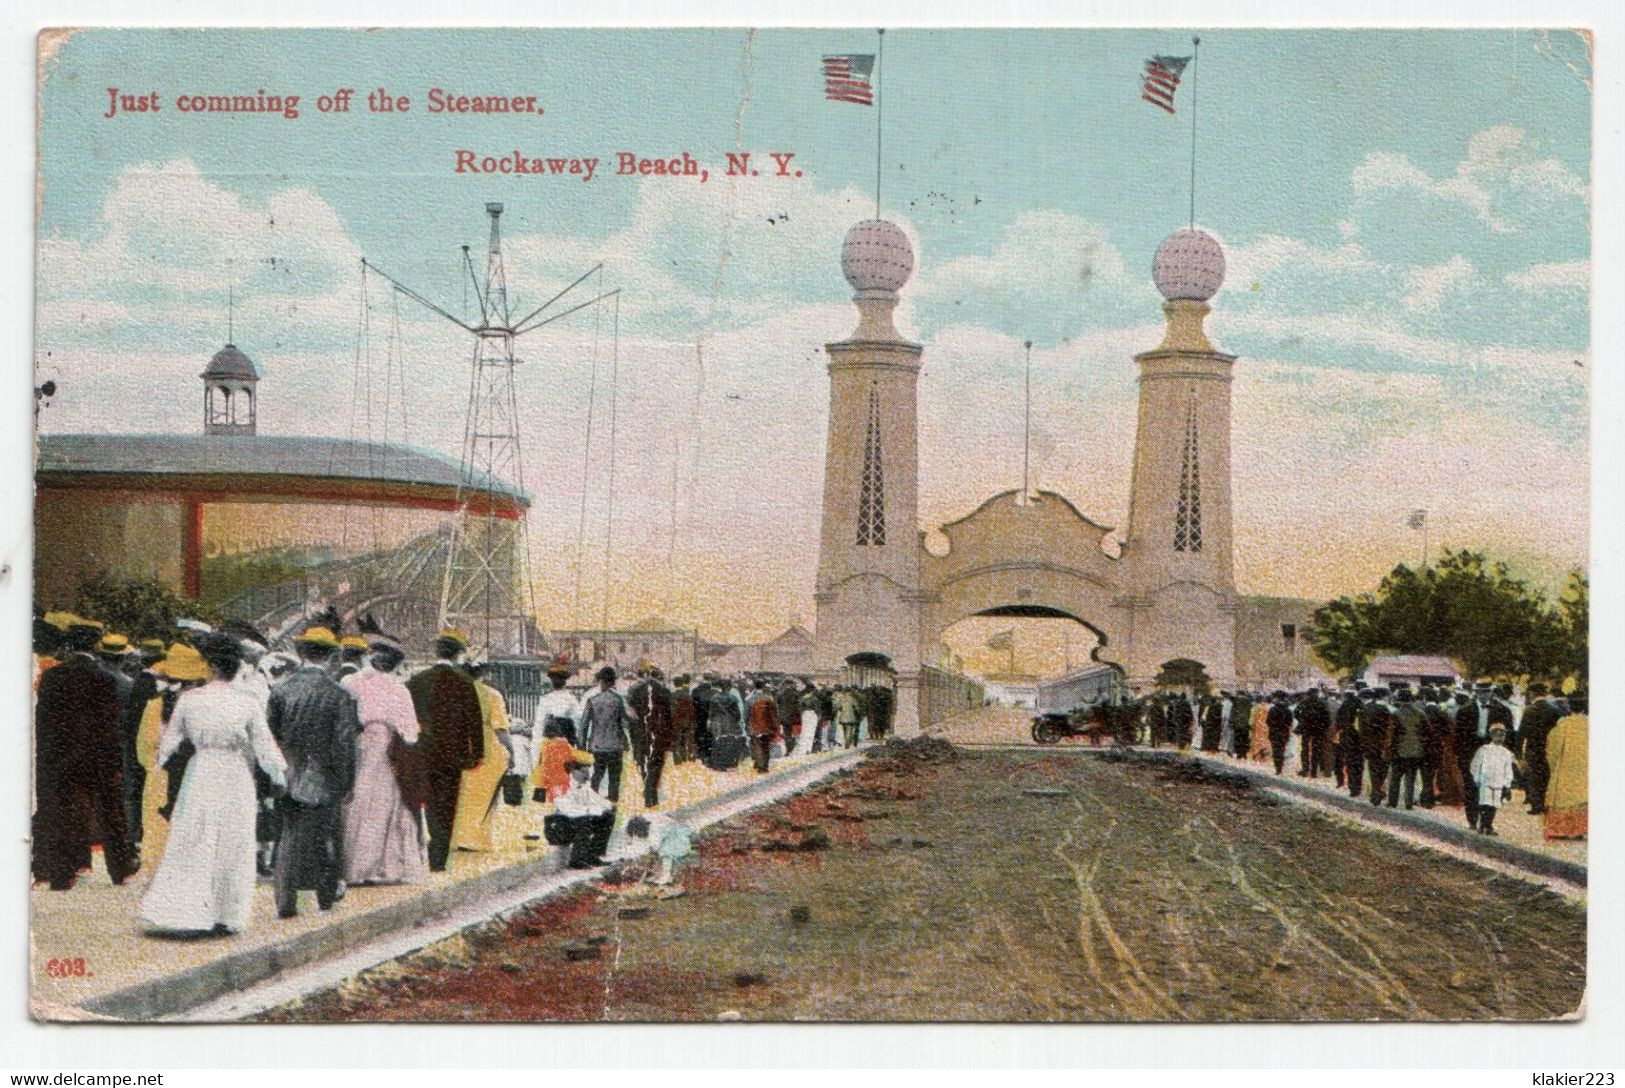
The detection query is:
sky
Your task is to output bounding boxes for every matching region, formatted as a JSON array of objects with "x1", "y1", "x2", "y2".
[{"x1": 34, "y1": 28, "x2": 1592, "y2": 648}]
